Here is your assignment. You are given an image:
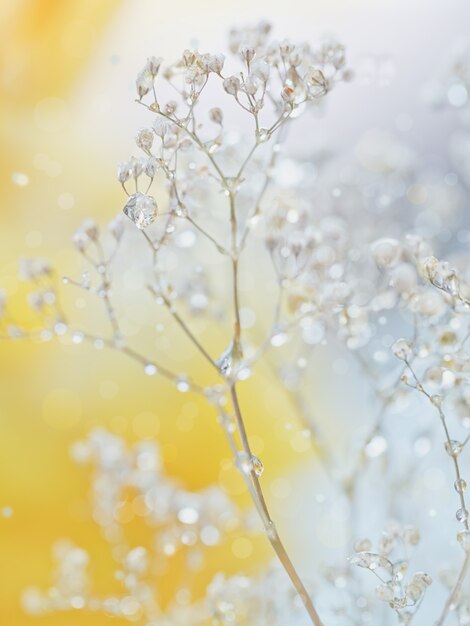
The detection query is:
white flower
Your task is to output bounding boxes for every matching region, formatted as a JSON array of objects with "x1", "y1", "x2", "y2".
[
  {"x1": 223, "y1": 76, "x2": 240, "y2": 96},
  {"x1": 392, "y1": 338, "x2": 412, "y2": 360},
  {"x1": 136, "y1": 68, "x2": 153, "y2": 99},
  {"x1": 207, "y1": 53, "x2": 225, "y2": 74},
  {"x1": 117, "y1": 161, "x2": 131, "y2": 183},
  {"x1": 135, "y1": 127, "x2": 154, "y2": 152}
]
